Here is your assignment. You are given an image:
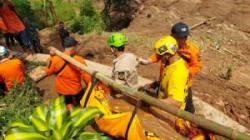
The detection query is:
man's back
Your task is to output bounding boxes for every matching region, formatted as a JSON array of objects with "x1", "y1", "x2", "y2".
[
  {"x1": 46, "y1": 53, "x2": 87, "y2": 95},
  {"x1": 160, "y1": 58, "x2": 189, "y2": 110},
  {"x1": 0, "y1": 59, "x2": 25, "y2": 90},
  {"x1": 112, "y1": 53, "x2": 139, "y2": 88}
]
